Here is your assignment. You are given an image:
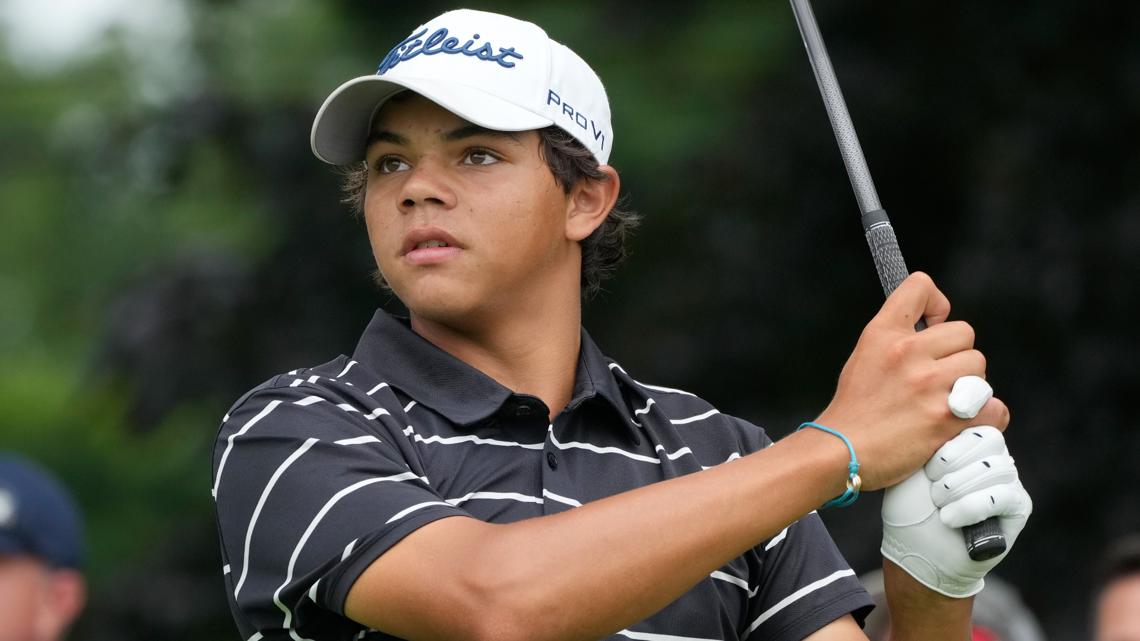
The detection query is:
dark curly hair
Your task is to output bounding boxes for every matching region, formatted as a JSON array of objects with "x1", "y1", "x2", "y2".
[{"x1": 338, "y1": 125, "x2": 639, "y2": 299}]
